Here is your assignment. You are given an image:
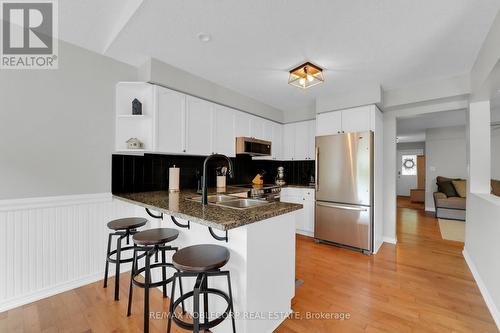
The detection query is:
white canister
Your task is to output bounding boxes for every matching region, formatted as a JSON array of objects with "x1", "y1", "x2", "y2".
[
  {"x1": 216, "y1": 176, "x2": 226, "y2": 191},
  {"x1": 169, "y1": 165, "x2": 180, "y2": 192},
  {"x1": 168, "y1": 191, "x2": 179, "y2": 211}
]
